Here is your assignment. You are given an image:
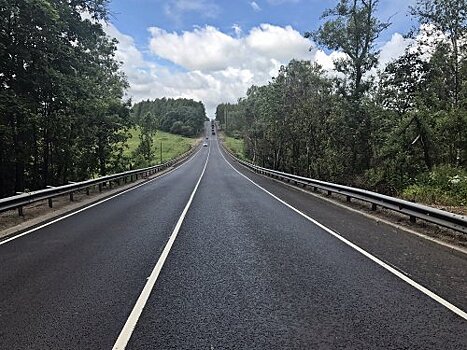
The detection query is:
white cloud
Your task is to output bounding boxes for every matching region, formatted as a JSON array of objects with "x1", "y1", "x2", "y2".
[
  {"x1": 251, "y1": 1, "x2": 261, "y2": 11},
  {"x1": 103, "y1": 21, "x2": 410, "y2": 118},
  {"x1": 148, "y1": 26, "x2": 242, "y2": 71},
  {"x1": 148, "y1": 24, "x2": 311, "y2": 72},
  {"x1": 232, "y1": 24, "x2": 242, "y2": 37},
  {"x1": 142, "y1": 24, "x2": 315, "y2": 116},
  {"x1": 378, "y1": 33, "x2": 412, "y2": 67}
]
